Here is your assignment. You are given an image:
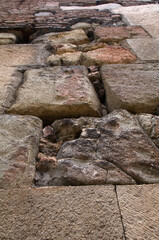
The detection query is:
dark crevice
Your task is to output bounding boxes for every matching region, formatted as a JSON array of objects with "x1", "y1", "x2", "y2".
[{"x1": 114, "y1": 185, "x2": 127, "y2": 240}]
